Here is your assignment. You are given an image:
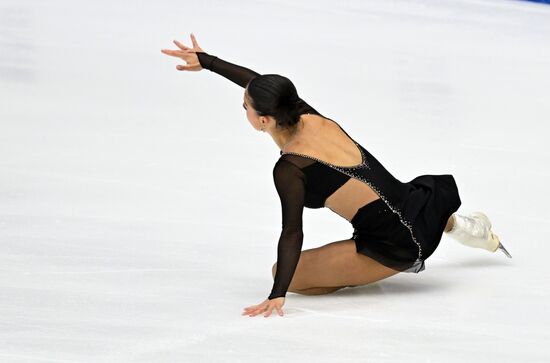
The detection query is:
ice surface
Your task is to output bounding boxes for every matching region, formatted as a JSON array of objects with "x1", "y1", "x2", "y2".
[{"x1": 1, "y1": 0, "x2": 549, "y2": 362}]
